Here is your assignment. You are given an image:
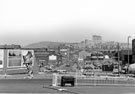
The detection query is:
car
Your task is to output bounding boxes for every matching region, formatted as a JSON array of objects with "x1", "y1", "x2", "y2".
[
  {"x1": 65, "y1": 64, "x2": 70, "y2": 67},
  {"x1": 44, "y1": 68, "x2": 52, "y2": 72},
  {"x1": 52, "y1": 69, "x2": 58, "y2": 73},
  {"x1": 120, "y1": 69, "x2": 127, "y2": 74},
  {"x1": 57, "y1": 70, "x2": 67, "y2": 74}
]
